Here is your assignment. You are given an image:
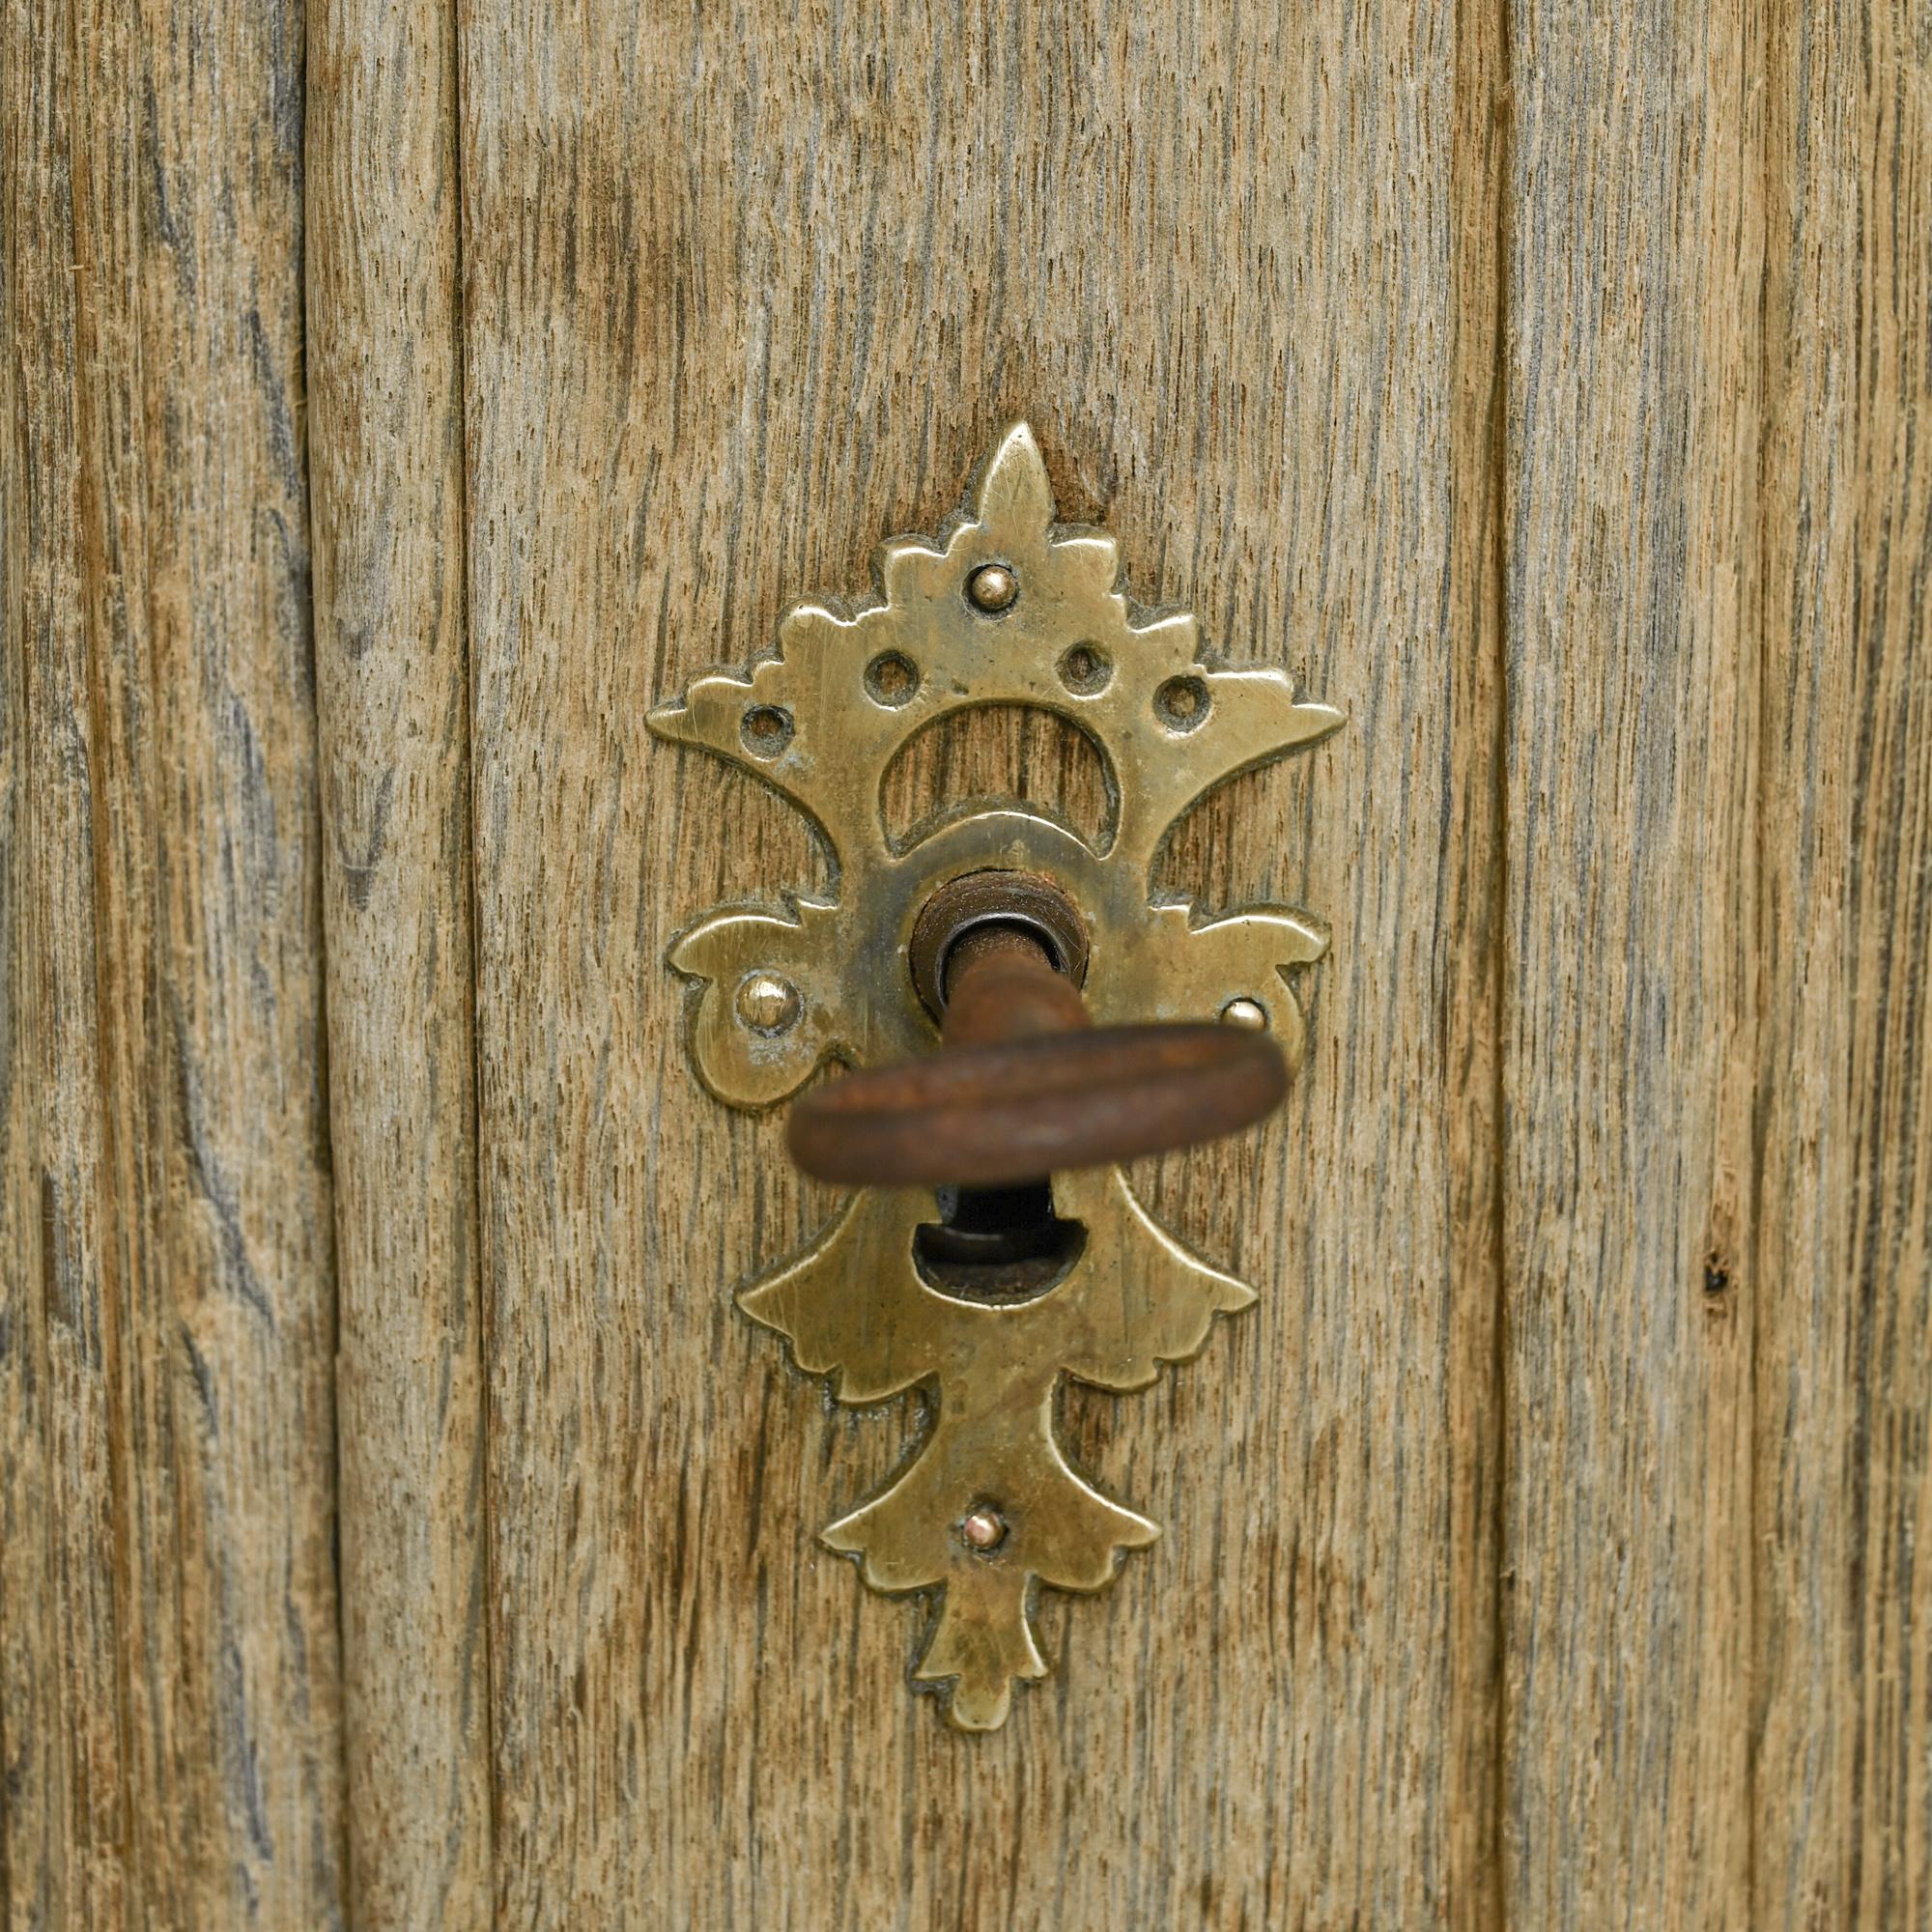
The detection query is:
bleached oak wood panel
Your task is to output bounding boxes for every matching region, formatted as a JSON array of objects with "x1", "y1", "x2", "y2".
[
  {"x1": 1498, "y1": 0, "x2": 1762, "y2": 1921},
  {"x1": 1, "y1": 0, "x2": 346, "y2": 1920},
  {"x1": 4, "y1": 0, "x2": 1925, "y2": 1922},
  {"x1": 1752, "y1": 0, "x2": 1932, "y2": 1924},
  {"x1": 457, "y1": 0, "x2": 1488, "y2": 1921},
  {"x1": 307, "y1": 0, "x2": 495, "y2": 1922}
]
